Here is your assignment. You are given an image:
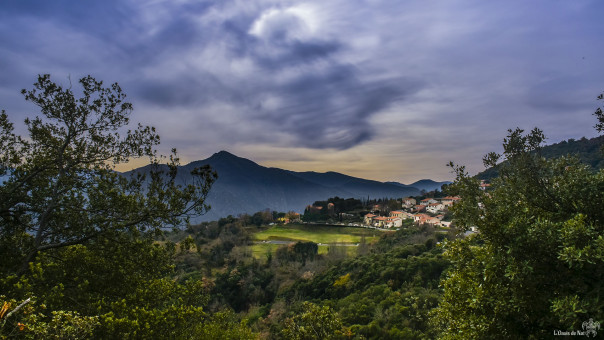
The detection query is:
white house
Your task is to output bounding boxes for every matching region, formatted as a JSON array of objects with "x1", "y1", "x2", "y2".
[
  {"x1": 440, "y1": 221, "x2": 452, "y2": 227},
  {"x1": 384, "y1": 217, "x2": 402, "y2": 228},
  {"x1": 373, "y1": 216, "x2": 387, "y2": 228},
  {"x1": 390, "y1": 210, "x2": 404, "y2": 218},
  {"x1": 426, "y1": 203, "x2": 445, "y2": 214},
  {"x1": 413, "y1": 213, "x2": 430, "y2": 223},
  {"x1": 420, "y1": 198, "x2": 437, "y2": 205},
  {"x1": 441, "y1": 196, "x2": 461, "y2": 207}
]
